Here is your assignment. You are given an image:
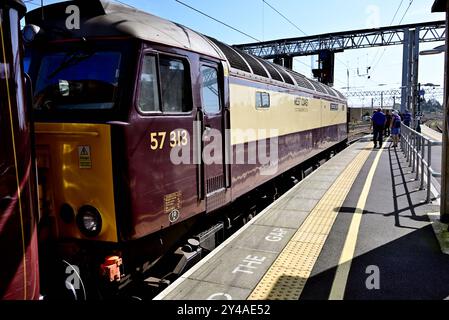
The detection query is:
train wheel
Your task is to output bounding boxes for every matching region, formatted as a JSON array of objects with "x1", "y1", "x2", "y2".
[{"x1": 242, "y1": 213, "x2": 254, "y2": 225}]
